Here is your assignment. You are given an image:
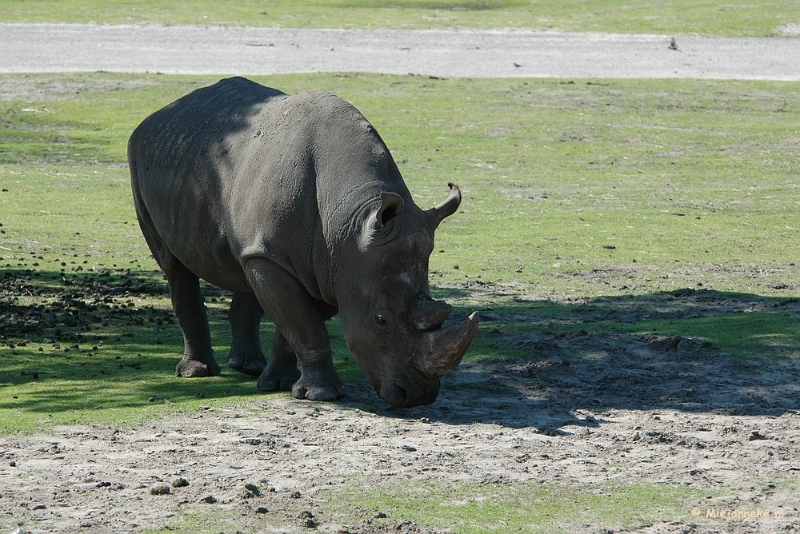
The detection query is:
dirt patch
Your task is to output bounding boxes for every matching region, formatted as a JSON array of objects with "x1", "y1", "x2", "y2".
[
  {"x1": 2, "y1": 275, "x2": 799, "y2": 533},
  {"x1": 0, "y1": 75, "x2": 159, "y2": 102}
]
